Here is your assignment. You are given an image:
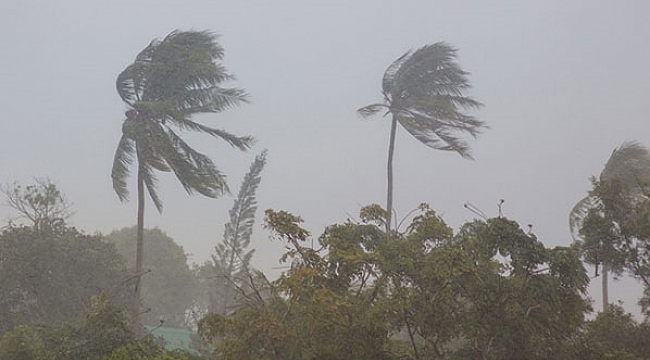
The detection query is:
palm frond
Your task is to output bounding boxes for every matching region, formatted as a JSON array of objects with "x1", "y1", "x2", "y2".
[
  {"x1": 397, "y1": 111, "x2": 474, "y2": 159},
  {"x1": 366, "y1": 42, "x2": 485, "y2": 158},
  {"x1": 141, "y1": 163, "x2": 163, "y2": 213},
  {"x1": 111, "y1": 134, "x2": 136, "y2": 202},
  {"x1": 160, "y1": 127, "x2": 229, "y2": 198},
  {"x1": 382, "y1": 49, "x2": 411, "y2": 96},
  {"x1": 357, "y1": 103, "x2": 388, "y2": 118},
  {"x1": 176, "y1": 86, "x2": 249, "y2": 113},
  {"x1": 568, "y1": 195, "x2": 599, "y2": 242},
  {"x1": 113, "y1": 30, "x2": 251, "y2": 211},
  {"x1": 116, "y1": 62, "x2": 149, "y2": 105},
  {"x1": 389, "y1": 43, "x2": 467, "y2": 99},
  {"x1": 601, "y1": 141, "x2": 650, "y2": 192}
]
